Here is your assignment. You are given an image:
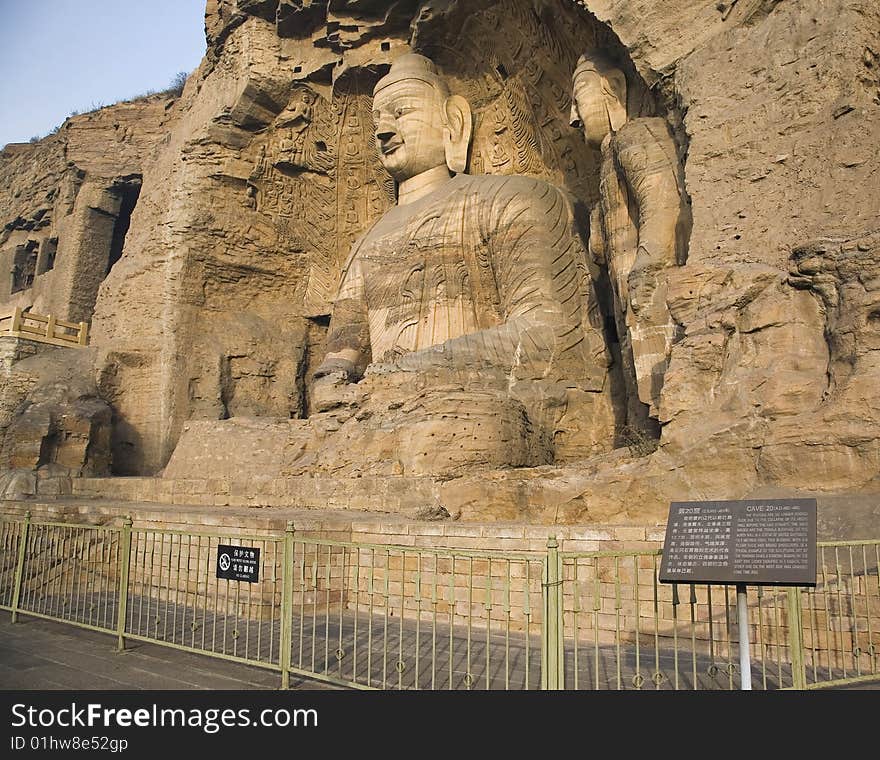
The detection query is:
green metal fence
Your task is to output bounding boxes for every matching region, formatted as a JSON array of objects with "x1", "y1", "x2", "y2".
[
  {"x1": 800, "y1": 541, "x2": 880, "y2": 689},
  {"x1": 555, "y1": 550, "x2": 807, "y2": 689},
  {"x1": 8, "y1": 517, "x2": 122, "y2": 633},
  {"x1": 123, "y1": 526, "x2": 285, "y2": 673},
  {"x1": 0, "y1": 518, "x2": 27, "y2": 612},
  {"x1": 286, "y1": 535, "x2": 545, "y2": 690},
  {"x1": 0, "y1": 513, "x2": 877, "y2": 690}
]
